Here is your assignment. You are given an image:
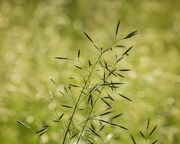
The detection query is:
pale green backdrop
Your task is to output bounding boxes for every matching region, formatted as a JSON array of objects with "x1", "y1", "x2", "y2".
[{"x1": 0, "y1": 0, "x2": 180, "y2": 143}]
